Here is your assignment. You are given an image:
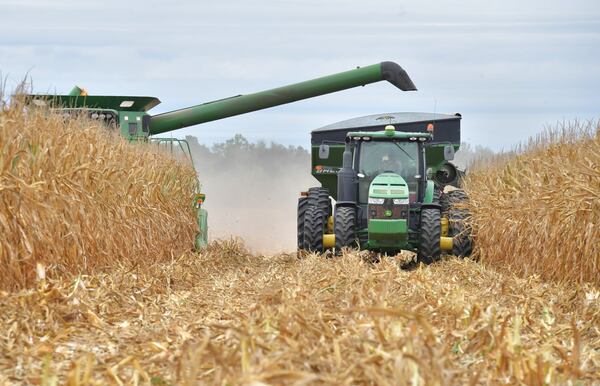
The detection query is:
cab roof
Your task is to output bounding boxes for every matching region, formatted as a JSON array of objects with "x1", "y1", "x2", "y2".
[{"x1": 311, "y1": 112, "x2": 461, "y2": 146}]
